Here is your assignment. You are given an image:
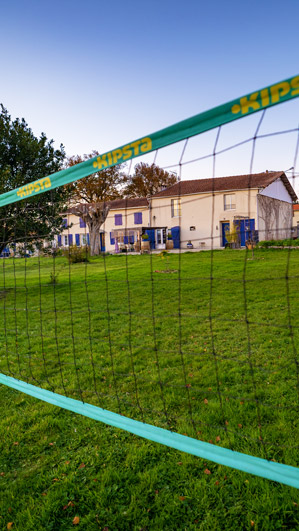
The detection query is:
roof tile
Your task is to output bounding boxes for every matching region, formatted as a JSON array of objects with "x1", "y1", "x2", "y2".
[{"x1": 152, "y1": 171, "x2": 297, "y2": 201}]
